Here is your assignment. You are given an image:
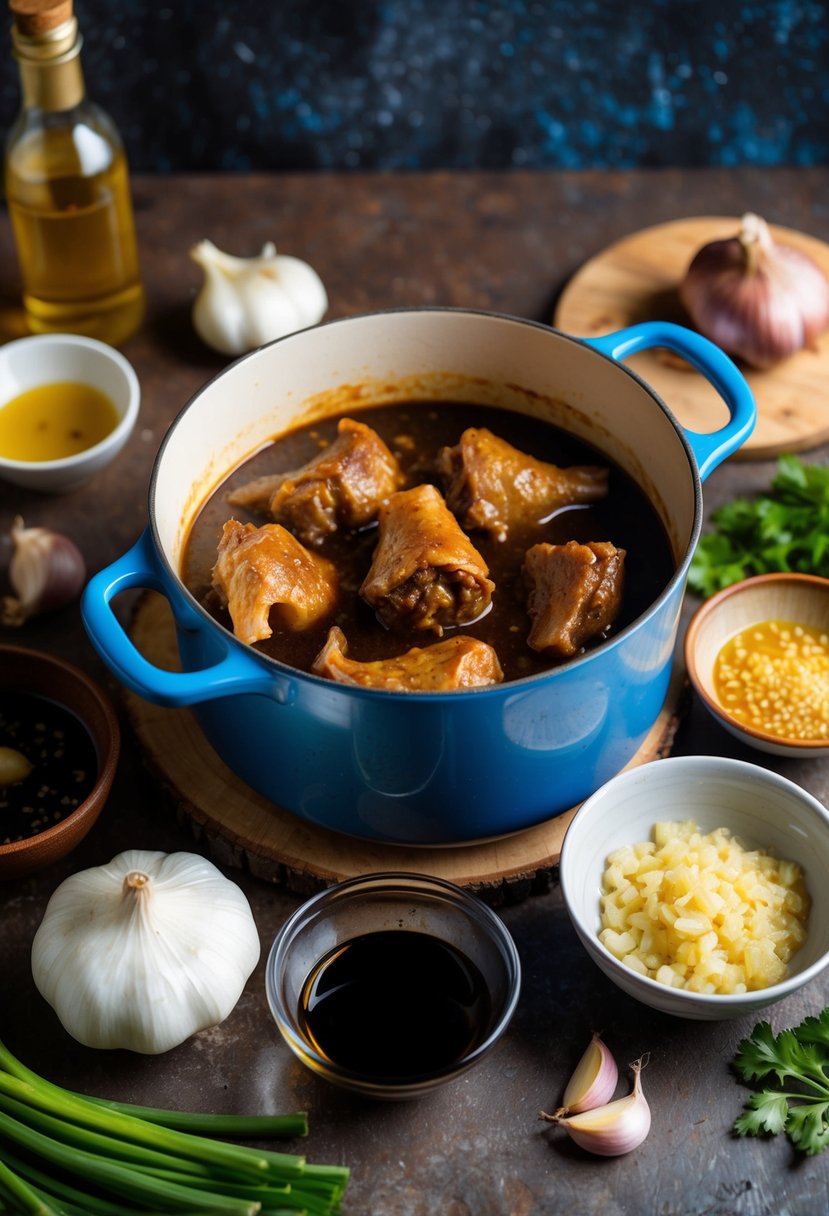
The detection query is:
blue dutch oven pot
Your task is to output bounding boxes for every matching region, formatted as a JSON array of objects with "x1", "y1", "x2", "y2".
[{"x1": 82, "y1": 310, "x2": 755, "y2": 844}]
